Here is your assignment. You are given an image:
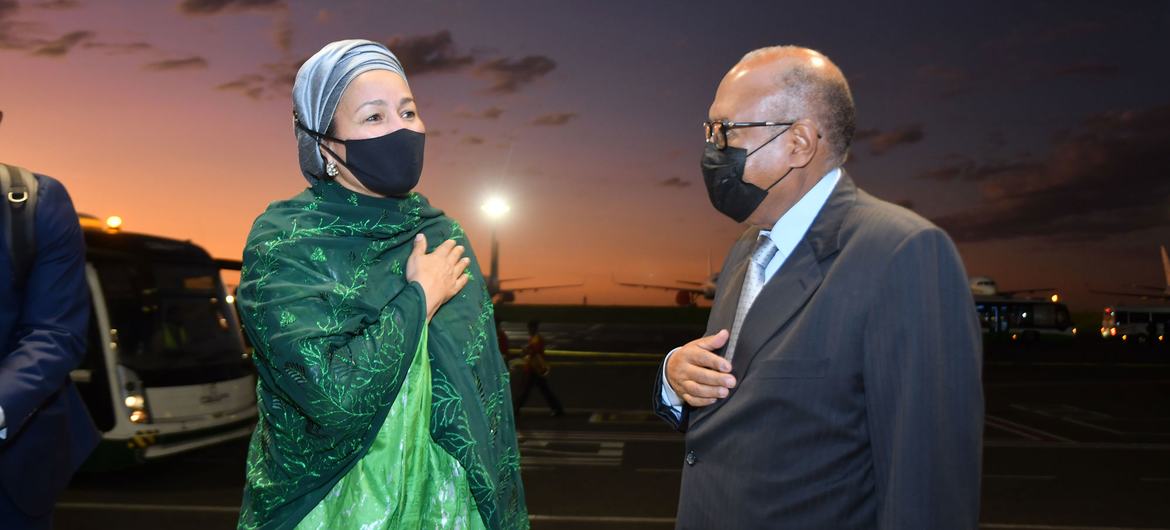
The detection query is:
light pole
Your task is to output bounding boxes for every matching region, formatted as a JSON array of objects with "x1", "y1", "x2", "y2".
[{"x1": 481, "y1": 196, "x2": 510, "y2": 297}]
